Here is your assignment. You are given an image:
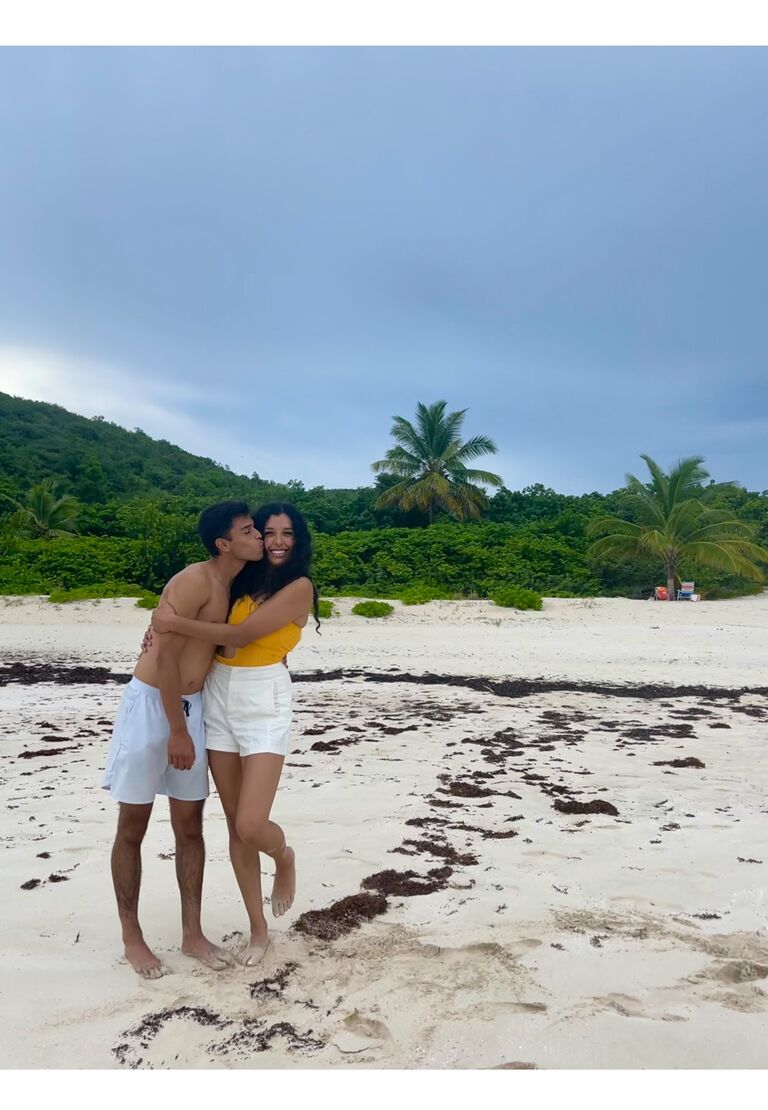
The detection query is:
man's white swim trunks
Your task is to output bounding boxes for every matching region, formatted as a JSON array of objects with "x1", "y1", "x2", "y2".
[{"x1": 101, "y1": 677, "x2": 209, "y2": 804}]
